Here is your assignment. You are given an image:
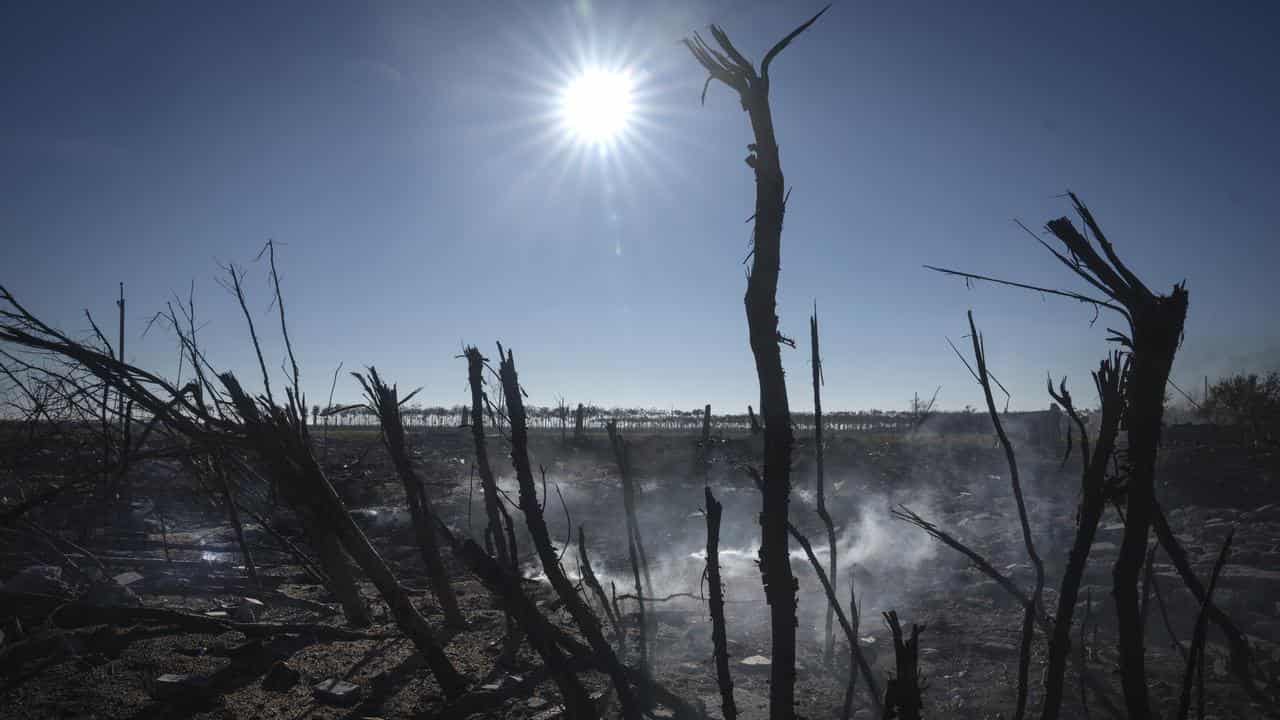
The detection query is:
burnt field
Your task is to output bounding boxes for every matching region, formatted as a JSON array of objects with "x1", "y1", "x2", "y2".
[
  {"x1": 2, "y1": 423, "x2": 1277, "y2": 719},
  {"x1": 4, "y1": 5, "x2": 1280, "y2": 720}
]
